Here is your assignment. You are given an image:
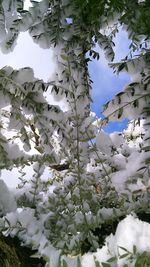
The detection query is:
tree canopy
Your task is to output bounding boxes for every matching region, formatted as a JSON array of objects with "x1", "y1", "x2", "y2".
[{"x1": 0, "y1": 0, "x2": 150, "y2": 266}]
